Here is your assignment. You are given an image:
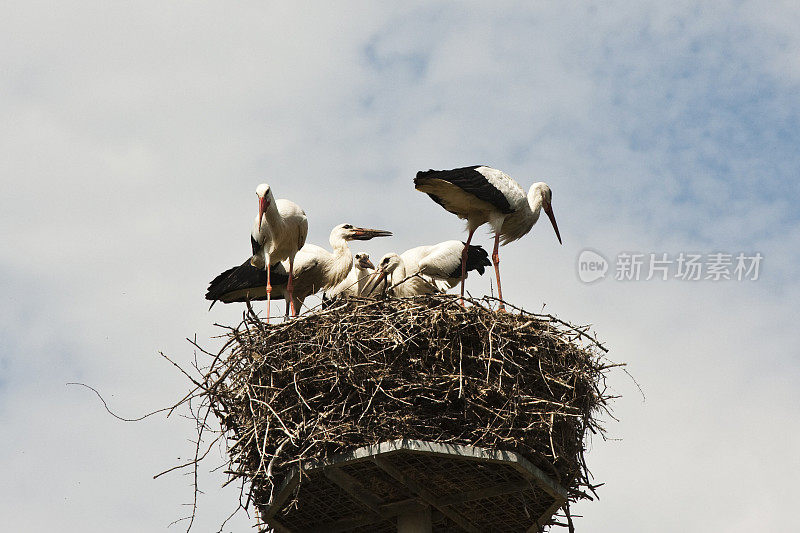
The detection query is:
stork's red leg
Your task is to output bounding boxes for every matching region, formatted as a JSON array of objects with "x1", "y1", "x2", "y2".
[
  {"x1": 492, "y1": 232, "x2": 505, "y2": 311},
  {"x1": 460, "y1": 227, "x2": 477, "y2": 306},
  {"x1": 265, "y1": 263, "x2": 272, "y2": 321},
  {"x1": 287, "y1": 256, "x2": 296, "y2": 317}
]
